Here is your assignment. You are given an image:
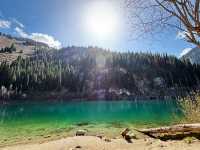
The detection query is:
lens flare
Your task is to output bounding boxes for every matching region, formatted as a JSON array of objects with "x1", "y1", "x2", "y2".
[{"x1": 84, "y1": 1, "x2": 119, "y2": 39}]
